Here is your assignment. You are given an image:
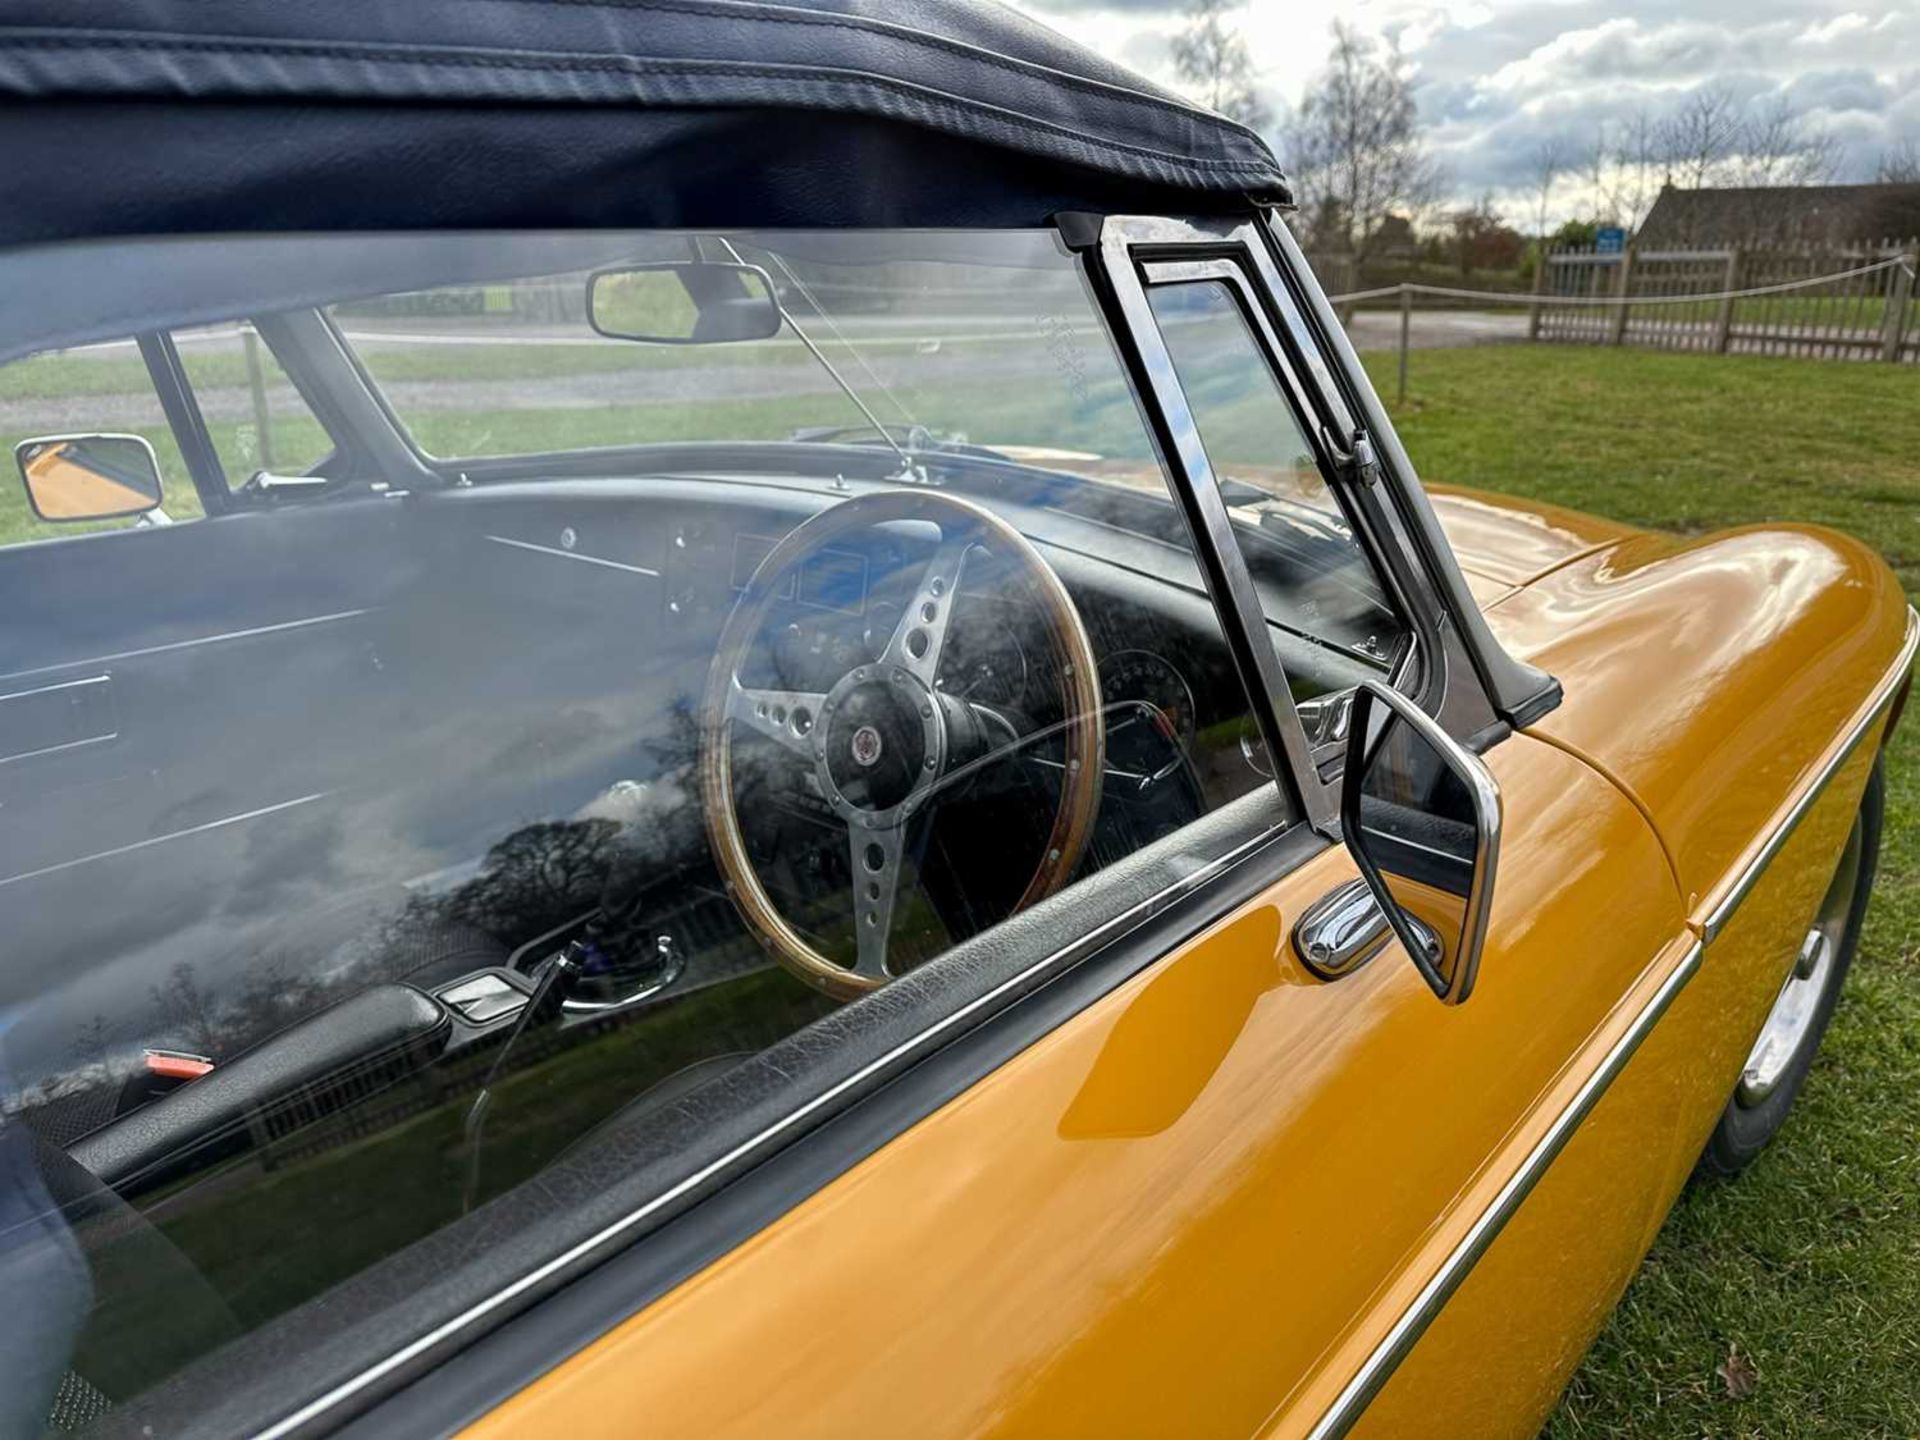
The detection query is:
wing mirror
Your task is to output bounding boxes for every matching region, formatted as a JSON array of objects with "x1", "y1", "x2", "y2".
[
  {"x1": 587, "y1": 261, "x2": 782, "y2": 345},
  {"x1": 1341, "y1": 680, "x2": 1501, "y2": 1004},
  {"x1": 15, "y1": 433, "x2": 164, "y2": 522}
]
